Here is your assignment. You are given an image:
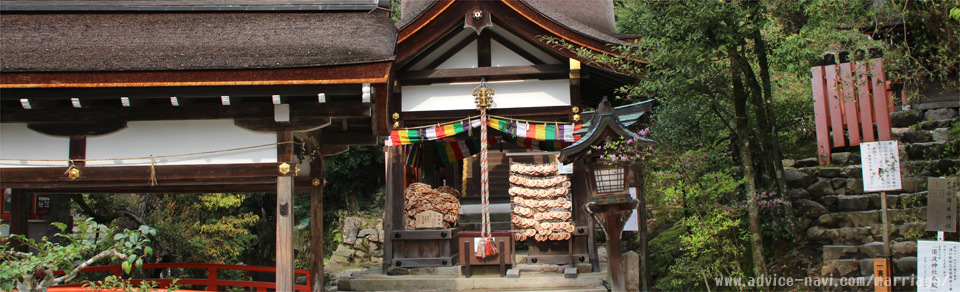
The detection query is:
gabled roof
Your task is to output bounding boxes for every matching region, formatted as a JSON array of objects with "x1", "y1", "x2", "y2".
[
  {"x1": 1, "y1": 8, "x2": 397, "y2": 72},
  {"x1": 577, "y1": 99, "x2": 654, "y2": 134},
  {"x1": 559, "y1": 97, "x2": 653, "y2": 163},
  {"x1": 398, "y1": 0, "x2": 627, "y2": 46}
]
